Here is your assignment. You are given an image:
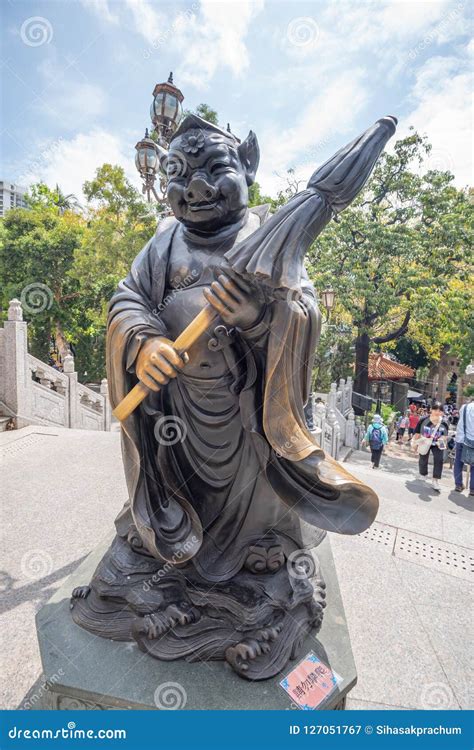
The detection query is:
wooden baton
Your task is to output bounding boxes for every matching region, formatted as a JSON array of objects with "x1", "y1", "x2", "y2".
[{"x1": 112, "y1": 304, "x2": 218, "y2": 422}]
